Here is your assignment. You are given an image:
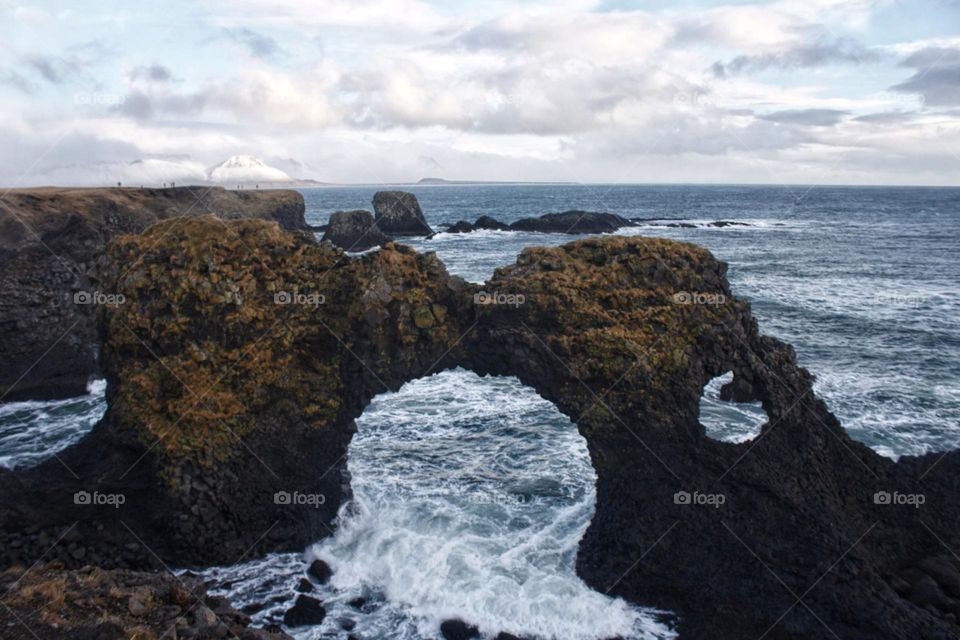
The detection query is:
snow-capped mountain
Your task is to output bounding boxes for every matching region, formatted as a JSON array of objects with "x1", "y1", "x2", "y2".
[{"x1": 207, "y1": 155, "x2": 293, "y2": 184}]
